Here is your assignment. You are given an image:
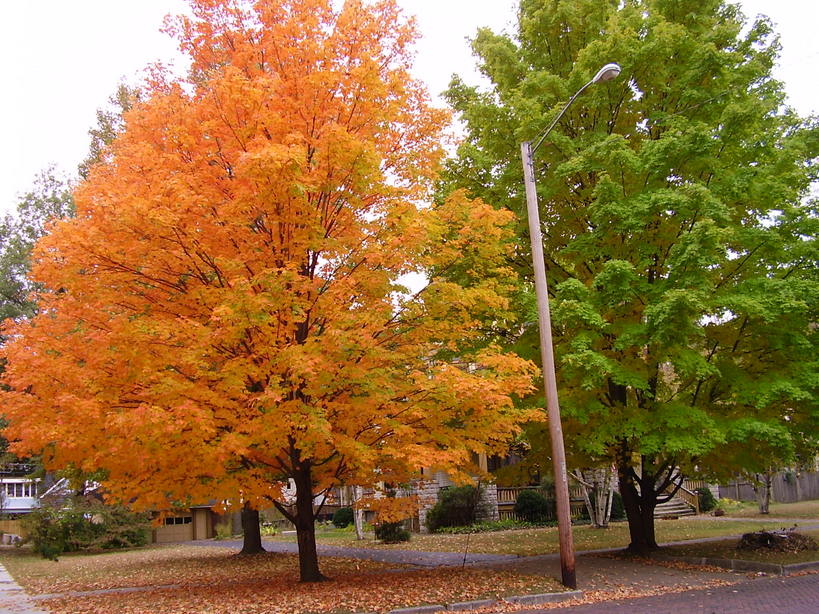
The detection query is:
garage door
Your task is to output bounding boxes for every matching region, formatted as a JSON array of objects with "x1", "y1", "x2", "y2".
[{"x1": 154, "y1": 515, "x2": 194, "y2": 543}]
